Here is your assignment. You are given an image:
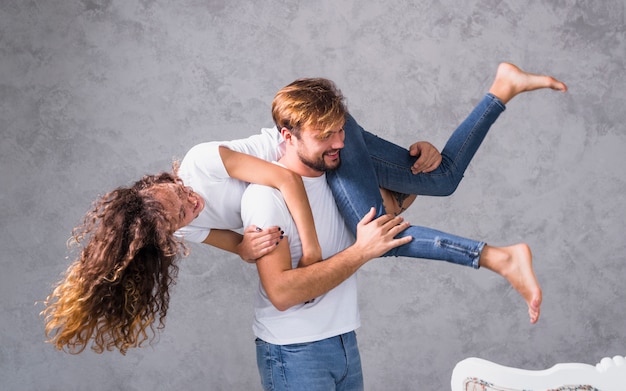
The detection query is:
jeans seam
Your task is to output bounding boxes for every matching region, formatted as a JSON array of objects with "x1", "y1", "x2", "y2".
[
  {"x1": 451, "y1": 95, "x2": 503, "y2": 171},
  {"x1": 338, "y1": 333, "x2": 349, "y2": 385},
  {"x1": 436, "y1": 237, "x2": 483, "y2": 269},
  {"x1": 370, "y1": 154, "x2": 458, "y2": 194},
  {"x1": 276, "y1": 345, "x2": 287, "y2": 390}
]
